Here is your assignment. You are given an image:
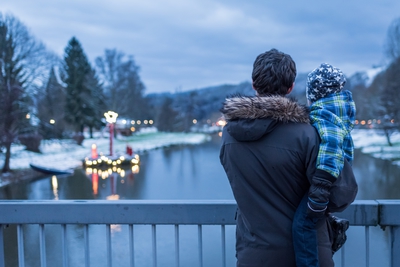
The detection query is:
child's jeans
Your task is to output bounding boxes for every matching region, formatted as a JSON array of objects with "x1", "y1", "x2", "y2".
[{"x1": 292, "y1": 194, "x2": 320, "y2": 267}]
